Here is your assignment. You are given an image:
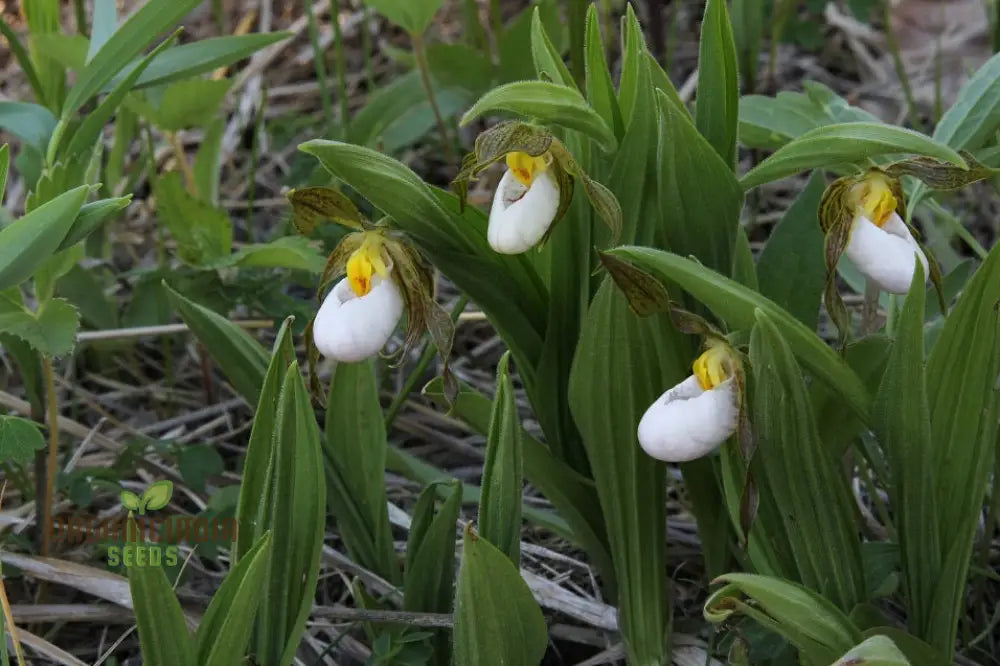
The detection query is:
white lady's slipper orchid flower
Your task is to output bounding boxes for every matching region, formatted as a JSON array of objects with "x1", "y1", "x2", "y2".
[
  {"x1": 487, "y1": 151, "x2": 560, "y2": 254},
  {"x1": 313, "y1": 234, "x2": 403, "y2": 362},
  {"x1": 637, "y1": 344, "x2": 739, "y2": 462},
  {"x1": 845, "y1": 174, "x2": 929, "y2": 294}
]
